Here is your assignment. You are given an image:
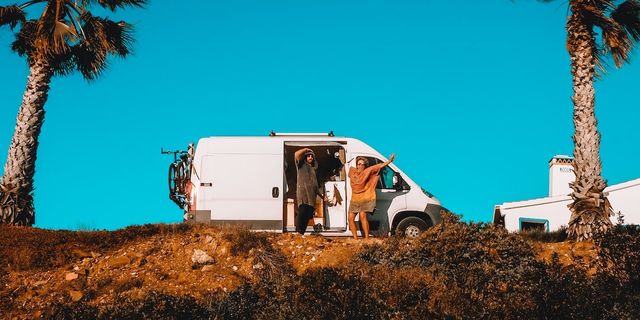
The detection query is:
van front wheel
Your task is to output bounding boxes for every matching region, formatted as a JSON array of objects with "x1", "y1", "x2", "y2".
[{"x1": 397, "y1": 217, "x2": 429, "y2": 238}]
